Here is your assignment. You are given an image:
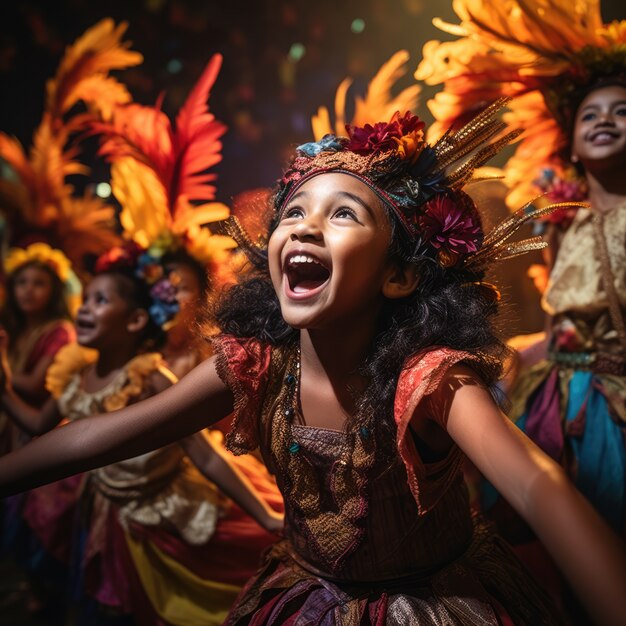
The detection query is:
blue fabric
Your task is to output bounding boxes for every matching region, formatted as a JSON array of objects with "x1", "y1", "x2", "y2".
[{"x1": 565, "y1": 371, "x2": 626, "y2": 530}]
